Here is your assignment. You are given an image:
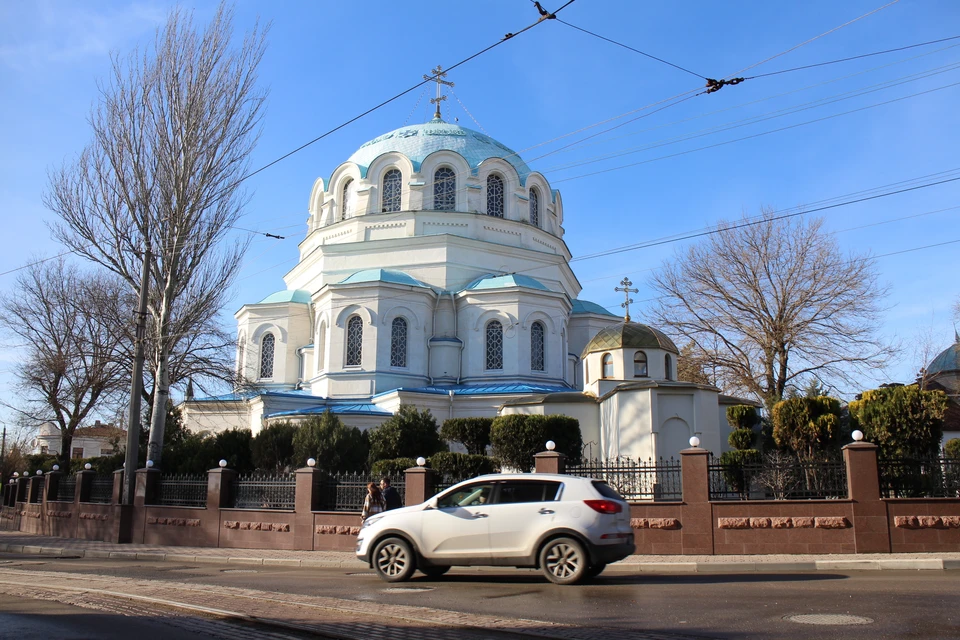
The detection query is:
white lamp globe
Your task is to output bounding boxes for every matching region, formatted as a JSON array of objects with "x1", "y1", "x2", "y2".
[
  {"x1": 218, "y1": 459, "x2": 227, "y2": 468},
  {"x1": 546, "y1": 440, "x2": 556, "y2": 451},
  {"x1": 52, "y1": 465, "x2": 59, "y2": 471},
  {"x1": 689, "y1": 436, "x2": 701, "y2": 448},
  {"x1": 84, "y1": 463, "x2": 92, "y2": 471},
  {"x1": 13, "y1": 472, "x2": 18, "y2": 477},
  {"x1": 852, "y1": 430, "x2": 864, "y2": 442},
  {"x1": 36, "y1": 470, "x2": 42, "y2": 475},
  {"x1": 145, "y1": 460, "x2": 154, "y2": 468},
  {"x1": 307, "y1": 458, "x2": 316, "y2": 468},
  {"x1": 416, "y1": 457, "x2": 426, "y2": 467}
]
